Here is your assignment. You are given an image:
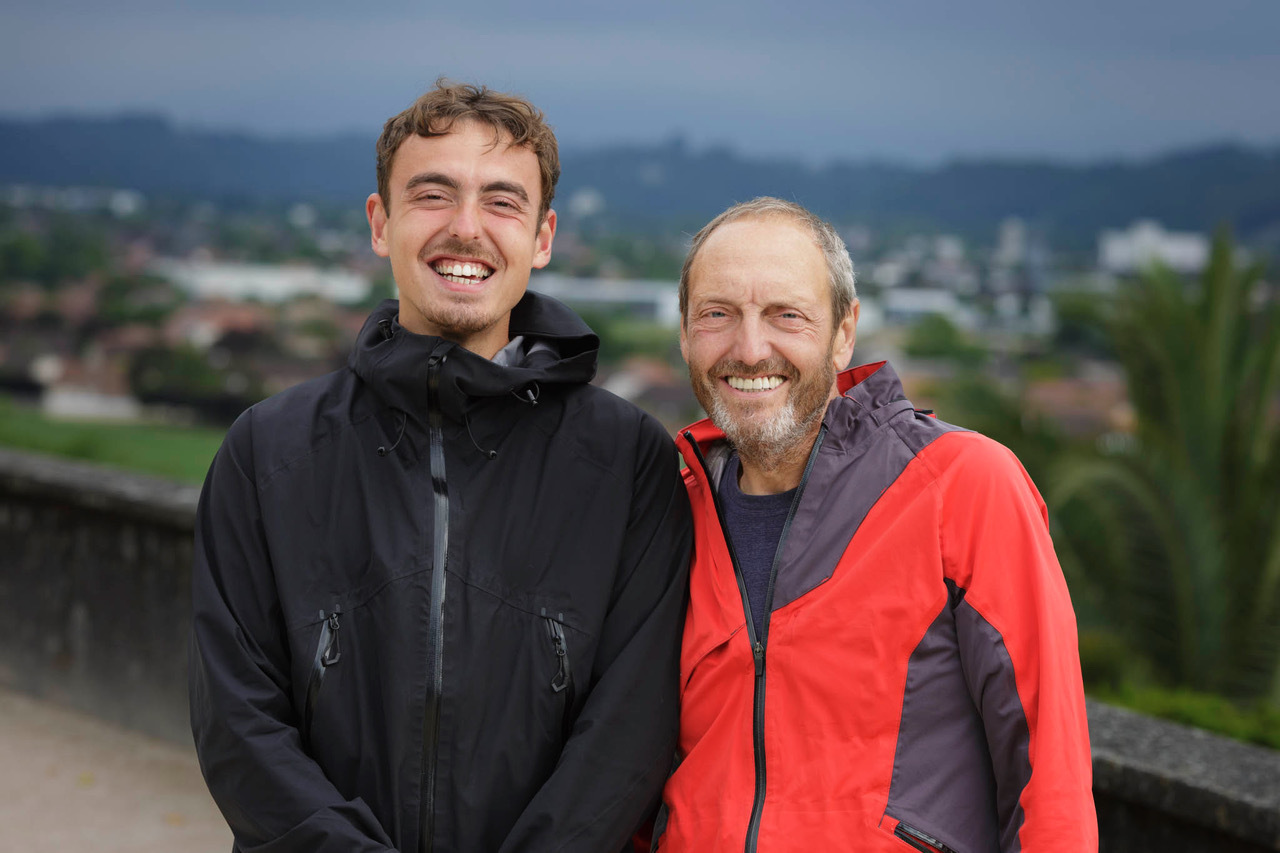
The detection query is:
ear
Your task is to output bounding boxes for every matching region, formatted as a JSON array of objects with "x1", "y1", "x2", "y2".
[
  {"x1": 367, "y1": 193, "x2": 390, "y2": 258},
  {"x1": 831, "y1": 299, "x2": 859, "y2": 371},
  {"x1": 679, "y1": 320, "x2": 689, "y2": 364},
  {"x1": 531, "y1": 208, "x2": 557, "y2": 269}
]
